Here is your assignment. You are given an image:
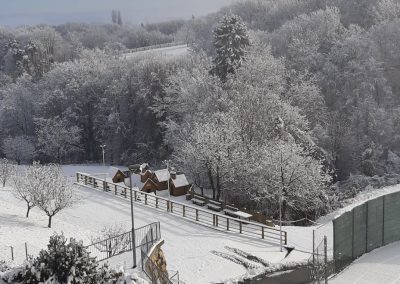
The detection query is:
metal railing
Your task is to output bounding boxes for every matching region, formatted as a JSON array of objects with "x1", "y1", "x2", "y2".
[
  {"x1": 76, "y1": 173, "x2": 287, "y2": 245},
  {"x1": 85, "y1": 222, "x2": 161, "y2": 262},
  {"x1": 140, "y1": 224, "x2": 180, "y2": 284}
]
